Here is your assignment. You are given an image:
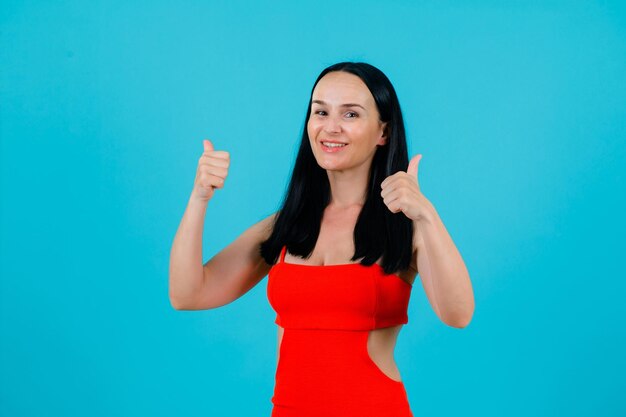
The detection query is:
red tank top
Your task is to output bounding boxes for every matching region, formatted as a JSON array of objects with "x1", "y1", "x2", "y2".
[{"x1": 267, "y1": 245, "x2": 413, "y2": 330}]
